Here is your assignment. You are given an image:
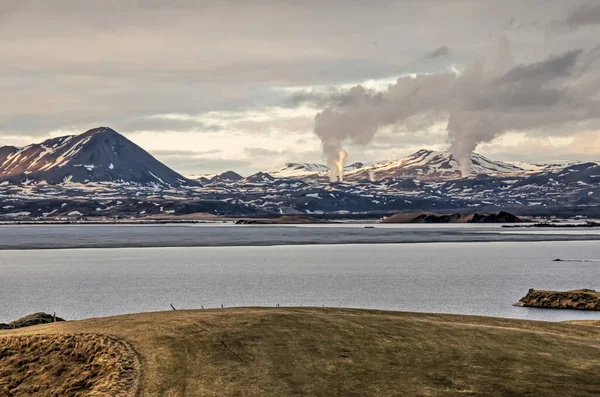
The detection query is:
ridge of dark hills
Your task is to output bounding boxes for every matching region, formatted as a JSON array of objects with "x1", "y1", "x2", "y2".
[{"x1": 382, "y1": 211, "x2": 524, "y2": 224}]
